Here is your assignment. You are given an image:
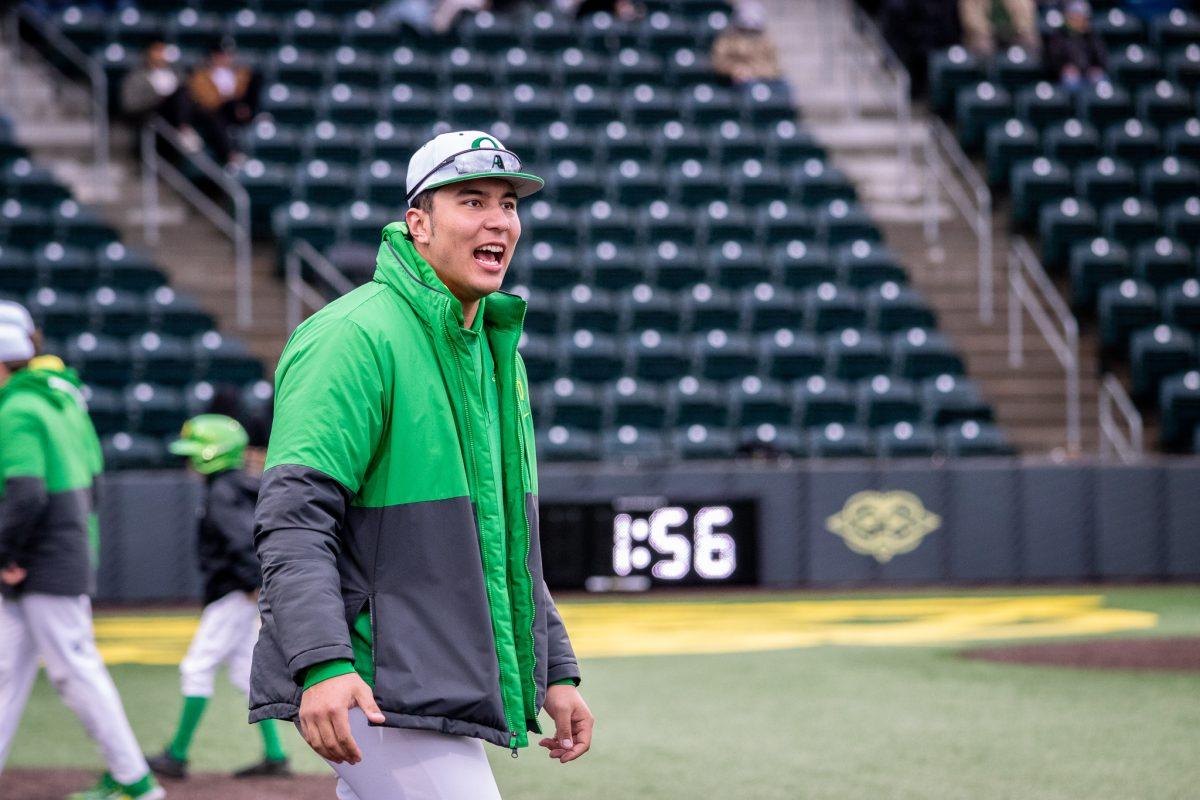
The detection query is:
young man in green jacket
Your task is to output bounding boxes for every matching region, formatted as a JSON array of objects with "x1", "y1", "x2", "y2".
[
  {"x1": 0, "y1": 322, "x2": 164, "y2": 800},
  {"x1": 250, "y1": 130, "x2": 594, "y2": 798}
]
